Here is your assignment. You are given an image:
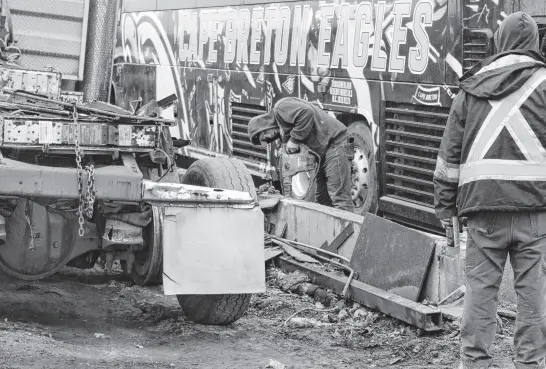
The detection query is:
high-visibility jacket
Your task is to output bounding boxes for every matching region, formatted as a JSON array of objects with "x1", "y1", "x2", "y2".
[{"x1": 434, "y1": 50, "x2": 546, "y2": 219}]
